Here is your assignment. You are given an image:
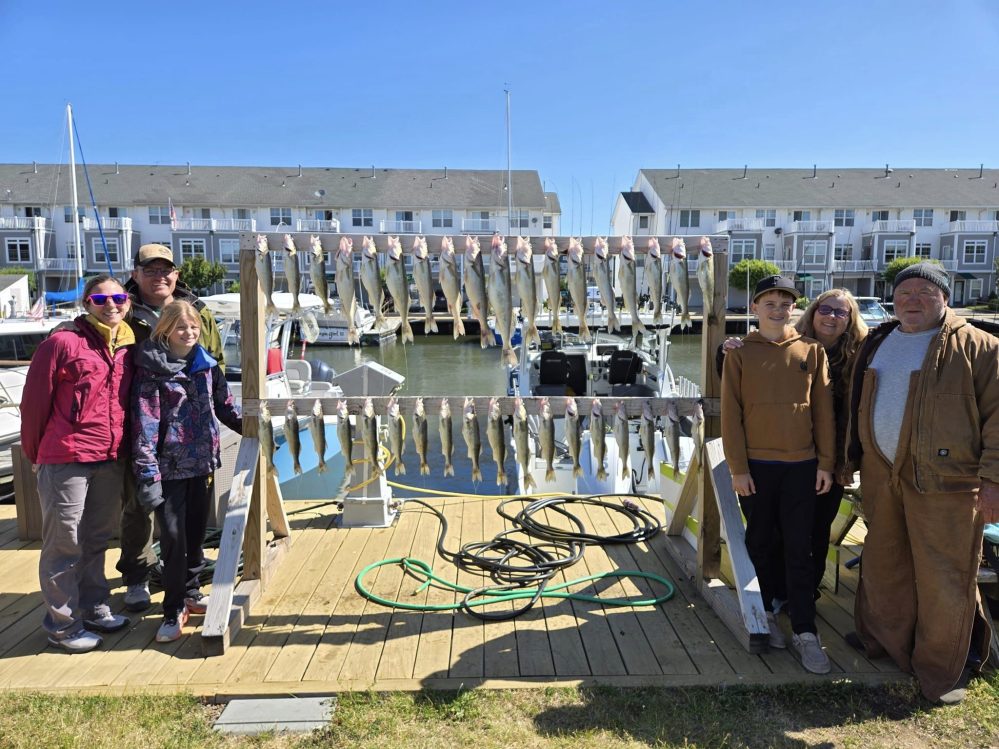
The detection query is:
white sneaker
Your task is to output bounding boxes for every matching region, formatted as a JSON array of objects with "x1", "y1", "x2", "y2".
[
  {"x1": 48, "y1": 629, "x2": 103, "y2": 653},
  {"x1": 791, "y1": 632, "x2": 831, "y2": 674},
  {"x1": 766, "y1": 612, "x2": 786, "y2": 649},
  {"x1": 124, "y1": 582, "x2": 151, "y2": 612},
  {"x1": 155, "y1": 609, "x2": 189, "y2": 643}
]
